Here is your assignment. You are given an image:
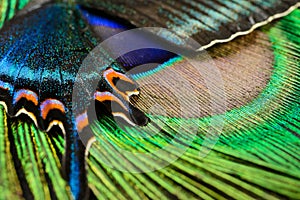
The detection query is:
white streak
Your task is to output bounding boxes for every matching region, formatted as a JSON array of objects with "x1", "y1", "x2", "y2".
[{"x1": 197, "y1": 2, "x2": 300, "y2": 51}]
